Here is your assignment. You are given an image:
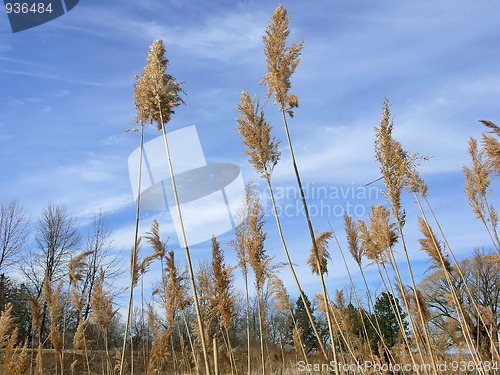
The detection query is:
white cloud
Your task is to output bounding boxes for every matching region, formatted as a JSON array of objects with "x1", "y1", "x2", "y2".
[{"x1": 62, "y1": 6, "x2": 267, "y2": 61}]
